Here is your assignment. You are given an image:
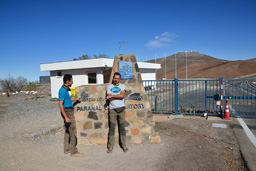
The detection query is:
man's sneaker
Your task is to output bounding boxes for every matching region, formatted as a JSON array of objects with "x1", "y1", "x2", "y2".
[
  {"x1": 107, "y1": 147, "x2": 113, "y2": 154},
  {"x1": 122, "y1": 147, "x2": 129, "y2": 153},
  {"x1": 64, "y1": 150, "x2": 71, "y2": 154},
  {"x1": 71, "y1": 152, "x2": 84, "y2": 157}
]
